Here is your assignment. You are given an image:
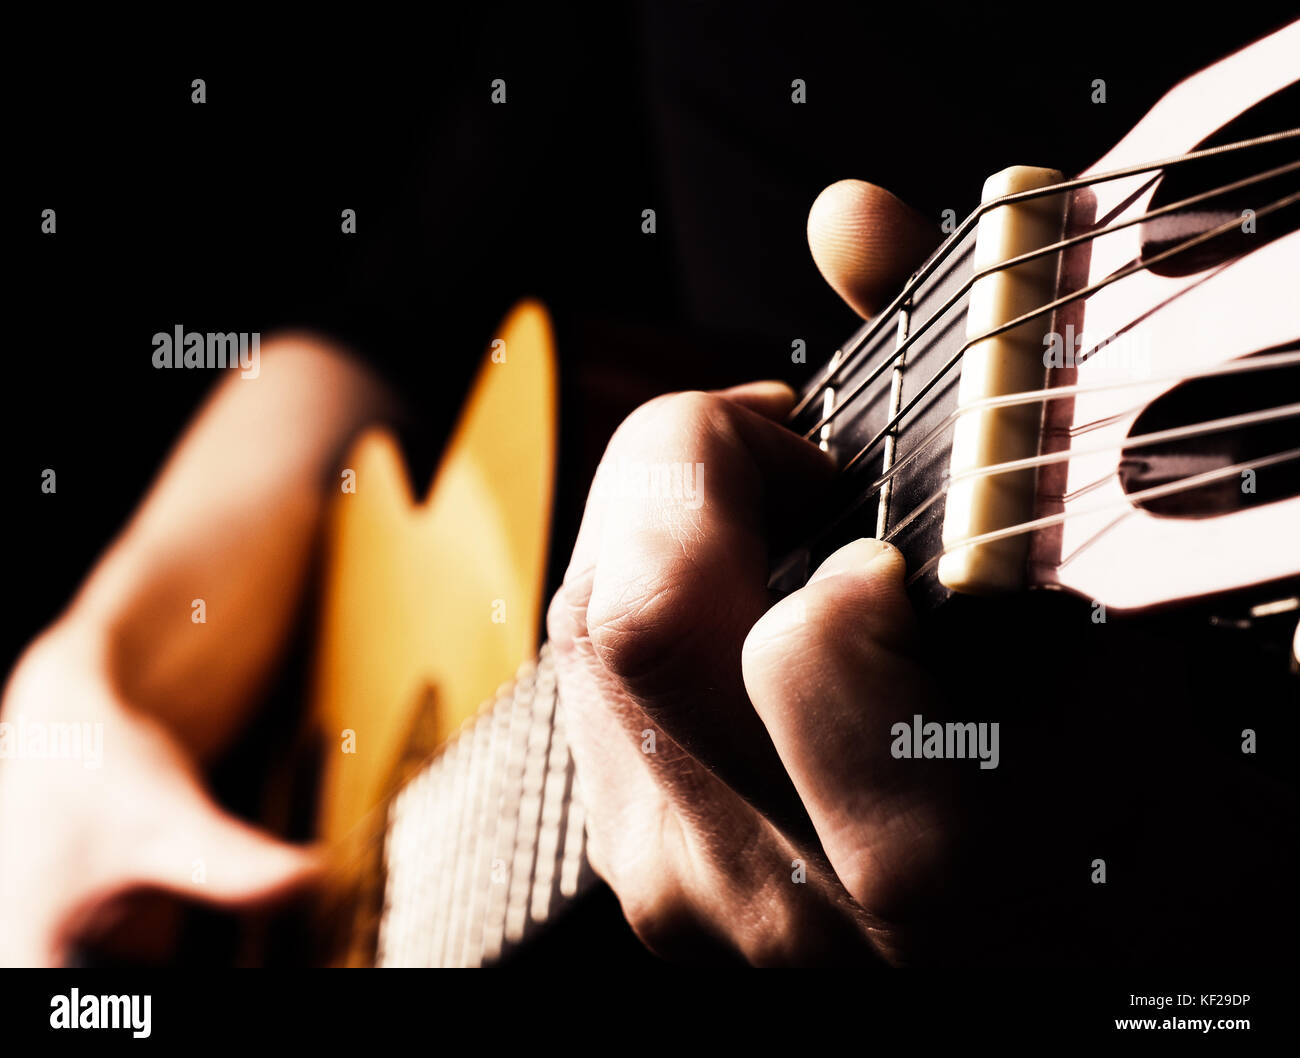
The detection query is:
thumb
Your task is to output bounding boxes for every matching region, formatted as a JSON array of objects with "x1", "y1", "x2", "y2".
[
  {"x1": 807, "y1": 179, "x2": 939, "y2": 318},
  {"x1": 711, "y1": 379, "x2": 798, "y2": 421}
]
